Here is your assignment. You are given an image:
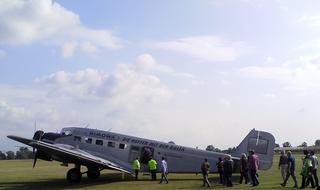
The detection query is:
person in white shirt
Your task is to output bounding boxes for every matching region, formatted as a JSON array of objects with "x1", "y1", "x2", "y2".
[
  {"x1": 159, "y1": 157, "x2": 168, "y2": 184},
  {"x1": 310, "y1": 151, "x2": 319, "y2": 187}
]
